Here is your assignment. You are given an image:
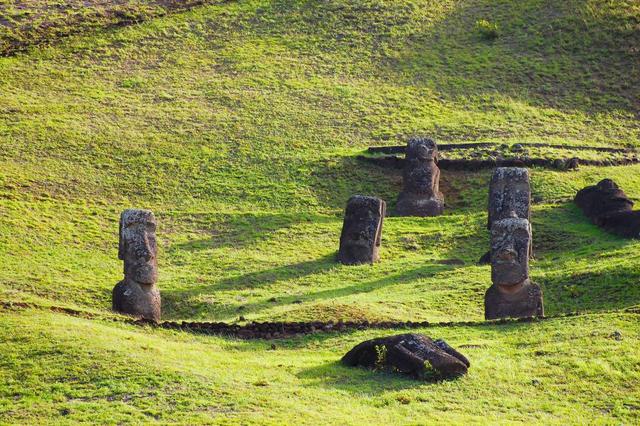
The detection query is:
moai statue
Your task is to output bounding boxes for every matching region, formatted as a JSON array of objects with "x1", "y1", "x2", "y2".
[
  {"x1": 112, "y1": 209, "x2": 161, "y2": 321},
  {"x1": 575, "y1": 179, "x2": 640, "y2": 238},
  {"x1": 338, "y1": 195, "x2": 386, "y2": 265},
  {"x1": 487, "y1": 167, "x2": 531, "y2": 228},
  {"x1": 484, "y1": 215, "x2": 543, "y2": 320},
  {"x1": 342, "y1": 333, "x2": 470, "y2": 379},
  {"x1": 479, "y1": 167, "x2": 531, "y2": 264},
  {"x1": 396, "y1": 137, "x2": 444, "y2": 216}
]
